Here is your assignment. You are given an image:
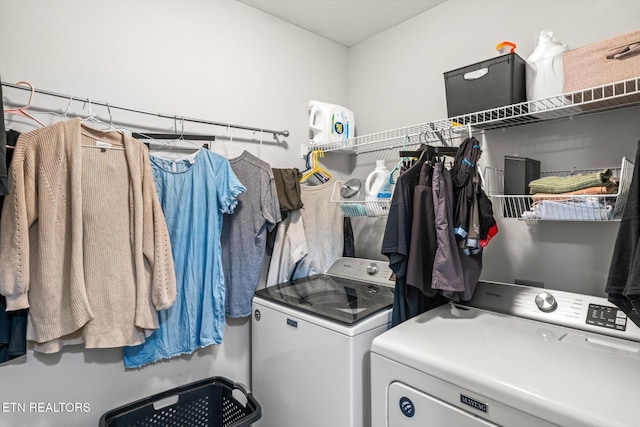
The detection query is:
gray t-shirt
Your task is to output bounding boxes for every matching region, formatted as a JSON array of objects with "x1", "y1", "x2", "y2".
[
  {"x1": 222, "y1": 151, "x2": 281, "y2": 317},
  {"x1": 292, "y1": 177, "x2": 344, "y2": 279}
]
